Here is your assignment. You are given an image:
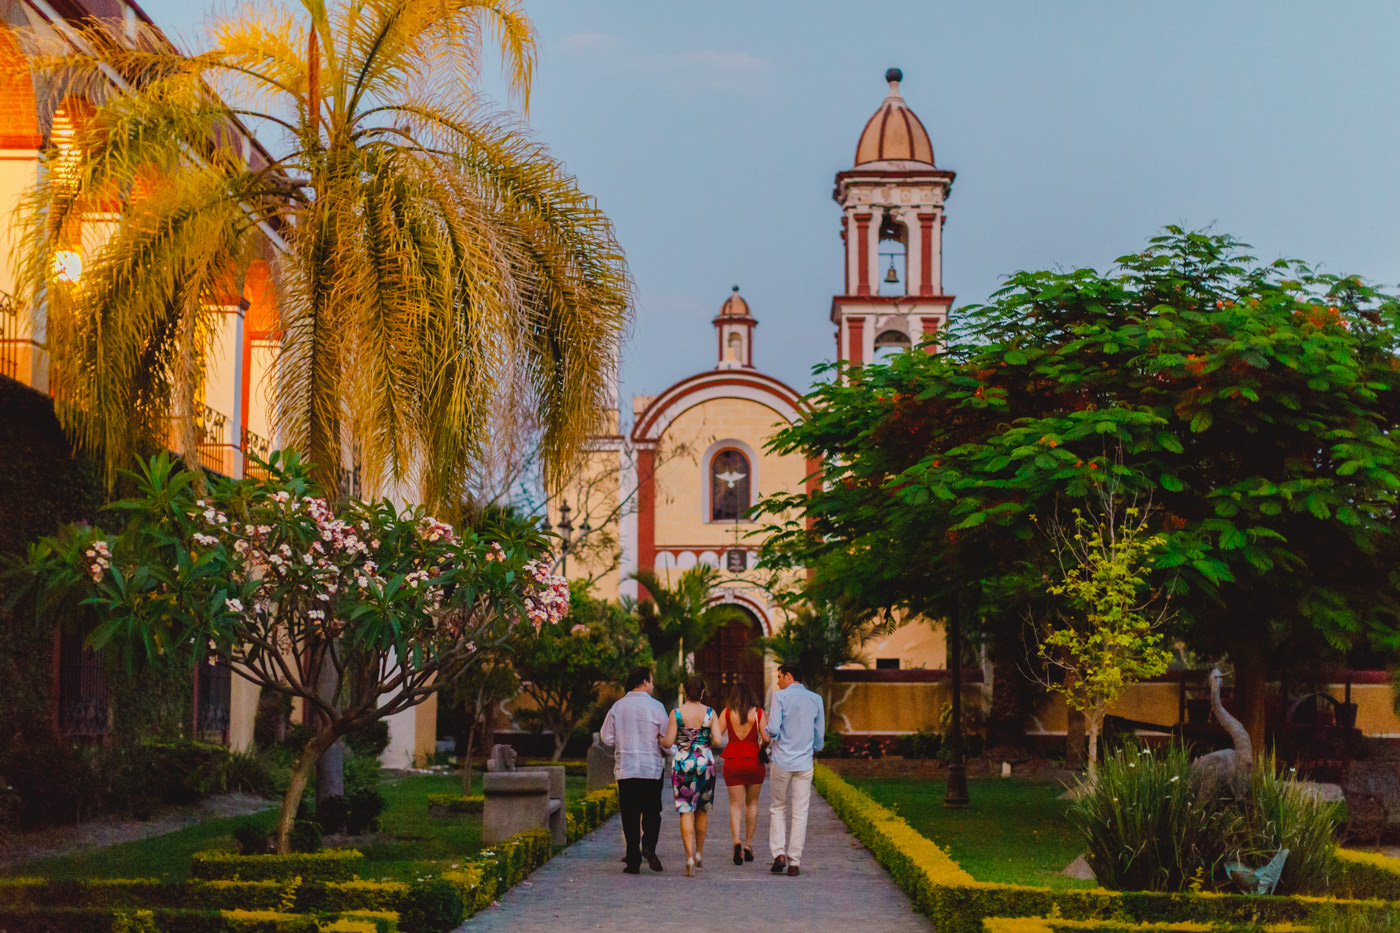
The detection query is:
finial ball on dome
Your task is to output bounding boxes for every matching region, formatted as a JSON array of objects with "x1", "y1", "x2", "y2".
[{"x1": 885, "y1": 67, "x2": 902, "y2": 83}]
